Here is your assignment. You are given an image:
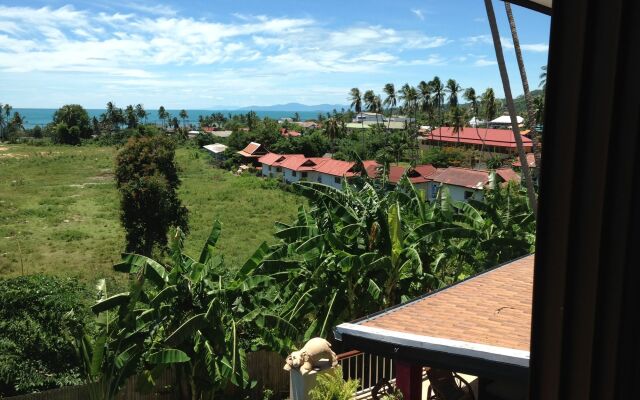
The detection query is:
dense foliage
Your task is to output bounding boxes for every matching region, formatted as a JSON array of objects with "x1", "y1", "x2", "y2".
[
  {"x1": 258, "y1": 179, "x2": 535, "y2": 340},
  {"x1": 84, "y1": 222, "x2": 295, "y2": 399},
  {"x1": 0, "y1": 275, "x2": 92, "y2": 396},
  {"x1": 52, "y1": 105, "x2": 92, "y2": 139},
  {"x1": 115, "y1": 135, "x2": 189, "y2": 255}
]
